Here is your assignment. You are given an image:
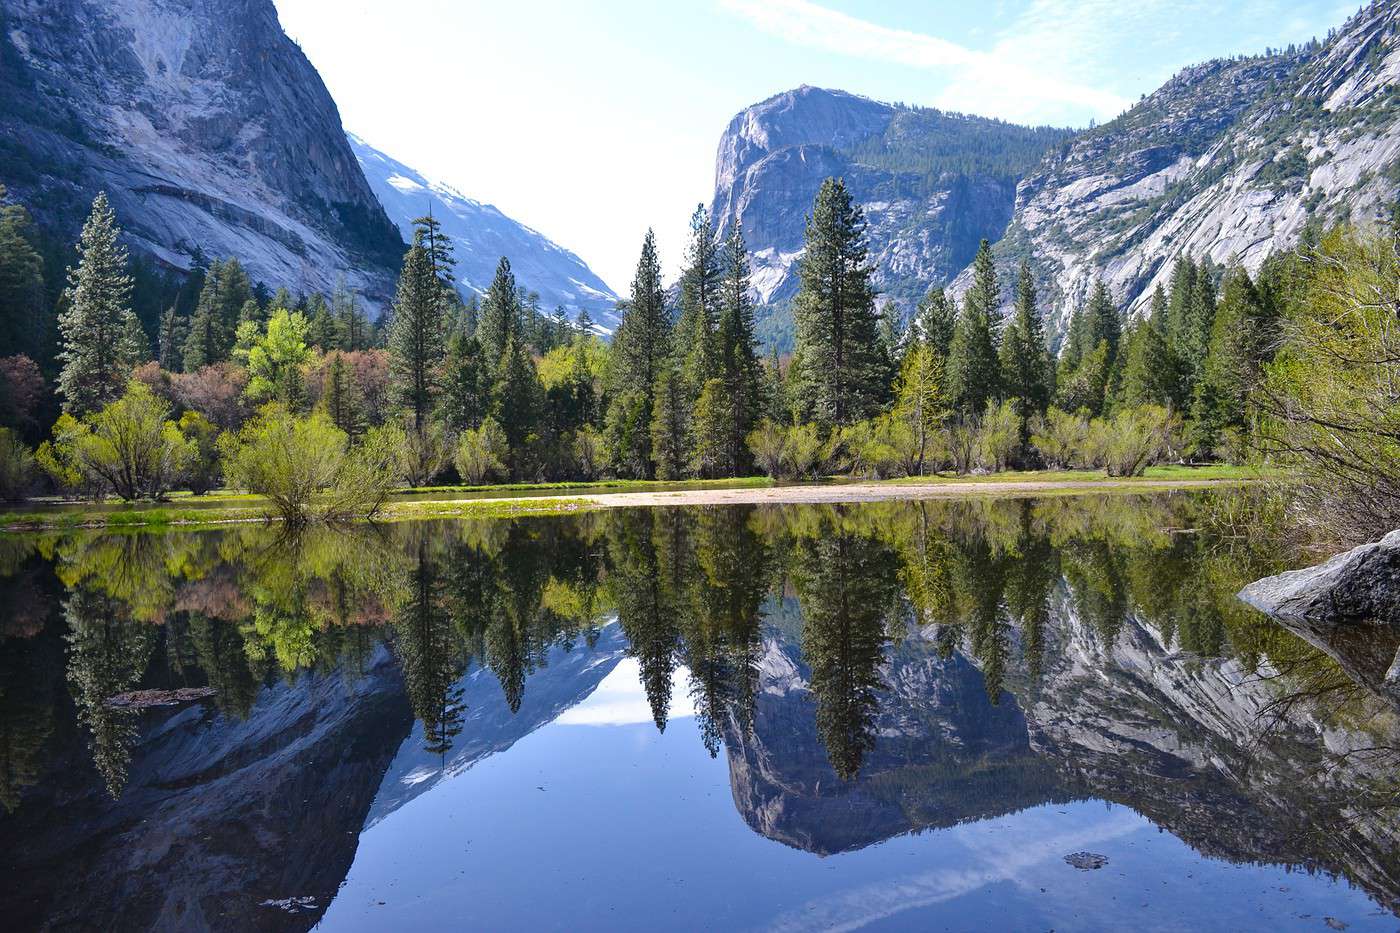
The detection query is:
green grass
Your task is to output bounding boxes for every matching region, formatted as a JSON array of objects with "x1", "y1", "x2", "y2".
[{"x1": 0, "y1": 465, "x2": 1264, "y2": 533}]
